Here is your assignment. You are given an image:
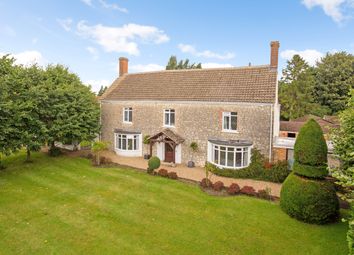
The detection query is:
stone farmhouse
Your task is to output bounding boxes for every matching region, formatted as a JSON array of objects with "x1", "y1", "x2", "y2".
[{"x1": 100, "y1": 41, "x2": 281, "y2": 169}]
